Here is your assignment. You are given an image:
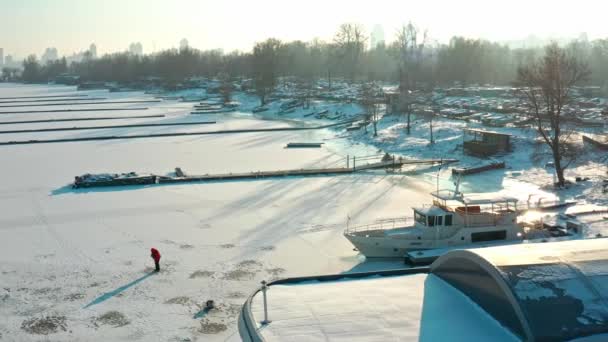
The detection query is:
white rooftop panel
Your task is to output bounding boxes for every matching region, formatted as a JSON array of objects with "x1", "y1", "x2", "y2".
[{"x1": 250, "y1": 274, "x2": 518, "y2": 341}]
